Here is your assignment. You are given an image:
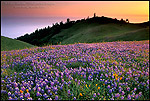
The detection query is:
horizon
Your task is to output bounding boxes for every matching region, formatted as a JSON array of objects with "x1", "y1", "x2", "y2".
[{"x1": 1, "y1": 1, "x2": 149, "y2": 39}]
